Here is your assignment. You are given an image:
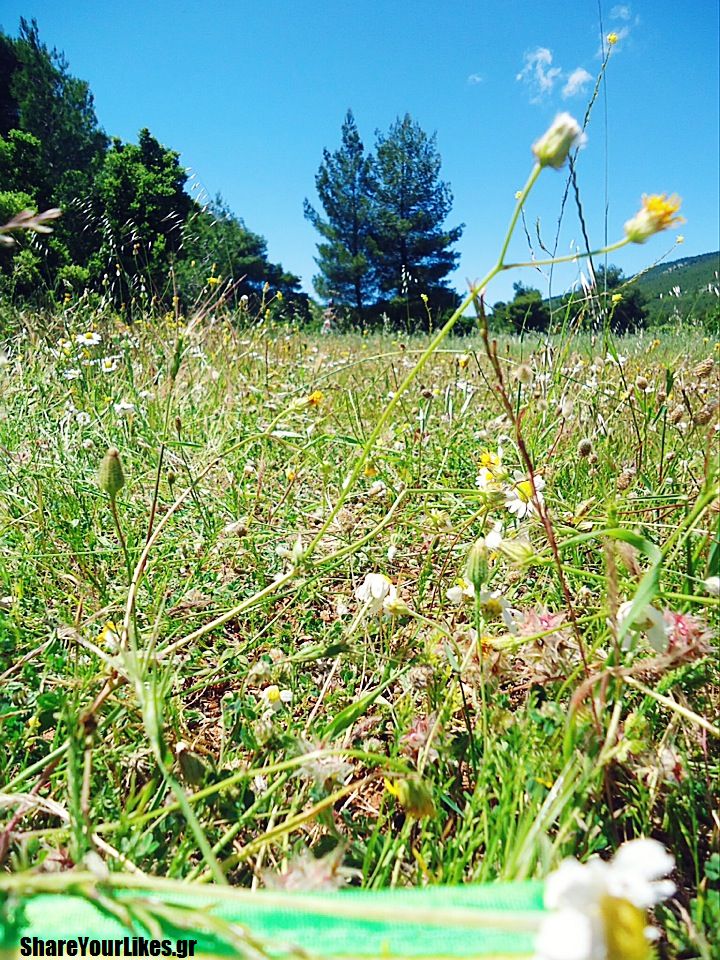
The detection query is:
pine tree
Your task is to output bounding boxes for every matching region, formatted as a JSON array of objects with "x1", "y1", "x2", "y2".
[
  {"x1": 304, "y1": 110, "x2": 377, "y2": 316},
  {"x1": 372, "y1": 114, "x2": 462, "y2": 313}
]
